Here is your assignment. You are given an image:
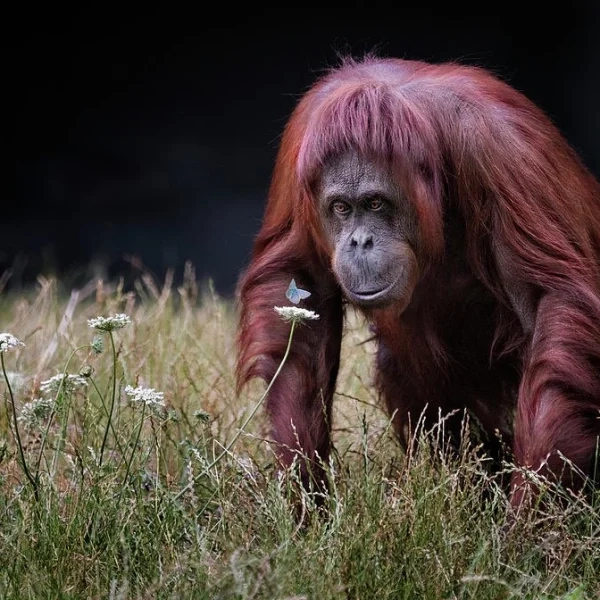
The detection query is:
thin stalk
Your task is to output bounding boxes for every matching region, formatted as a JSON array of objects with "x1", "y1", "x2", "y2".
[
  {"x1": 89, "y1": 375, "x2": 126, "y2": 459},
  {"x1": 170, "y1": 318, "x2": 298, "y2": 505},
  {"x1": 1, "y1": 354, "x2": 38, "y2": 500},
  {"x1": 34, "y1": 344, "x2": 90, "y2": 483},
  {"x1": 116, "y1": 402, "x2": 146, "y2": 507},
  {"x1": 50, "y1": 387, "x2": 74, "y2": 480},
  {"x1": 98, "y1": 331, "x2": 118, "y2": 467}
]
